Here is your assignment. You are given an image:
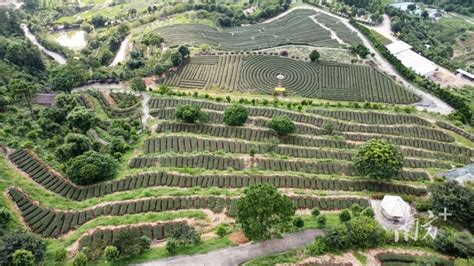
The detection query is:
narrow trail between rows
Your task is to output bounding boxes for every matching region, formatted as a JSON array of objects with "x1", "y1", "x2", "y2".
[{"x1": 134, "y1": 229, "x2": 325, "y2": 266}]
